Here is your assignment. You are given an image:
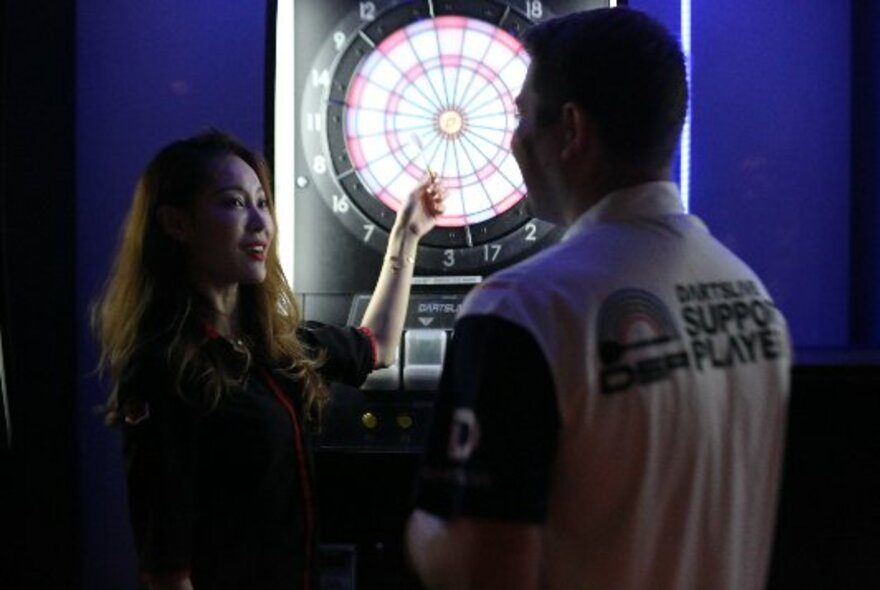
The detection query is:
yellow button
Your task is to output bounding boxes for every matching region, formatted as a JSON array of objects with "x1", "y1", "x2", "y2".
[
  {"x1": 396, "y1": 413, "x2": 414, "y2": 430},
  {"x1": 361, "y1": 412, "x2": 378, "y2": 430}
]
